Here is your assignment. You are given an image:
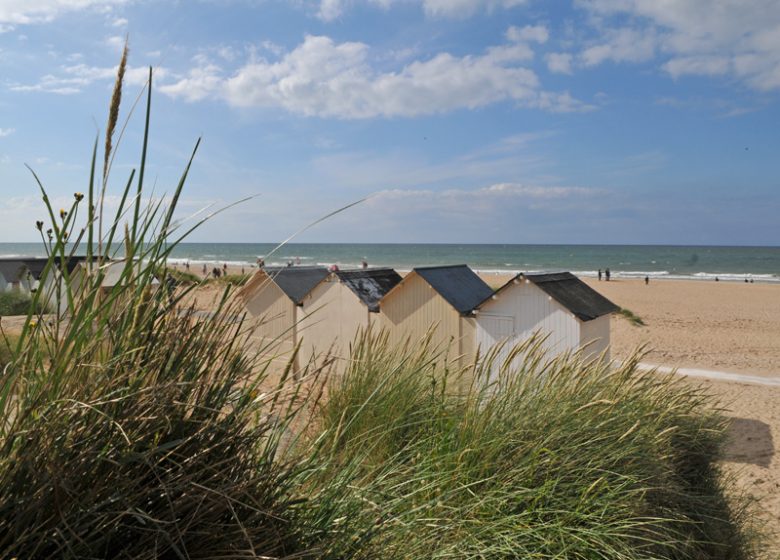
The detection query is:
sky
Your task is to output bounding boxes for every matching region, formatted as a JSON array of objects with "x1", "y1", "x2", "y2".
[{"x1": 0, "y1": 0, "x2": 778, "y2": 245}]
